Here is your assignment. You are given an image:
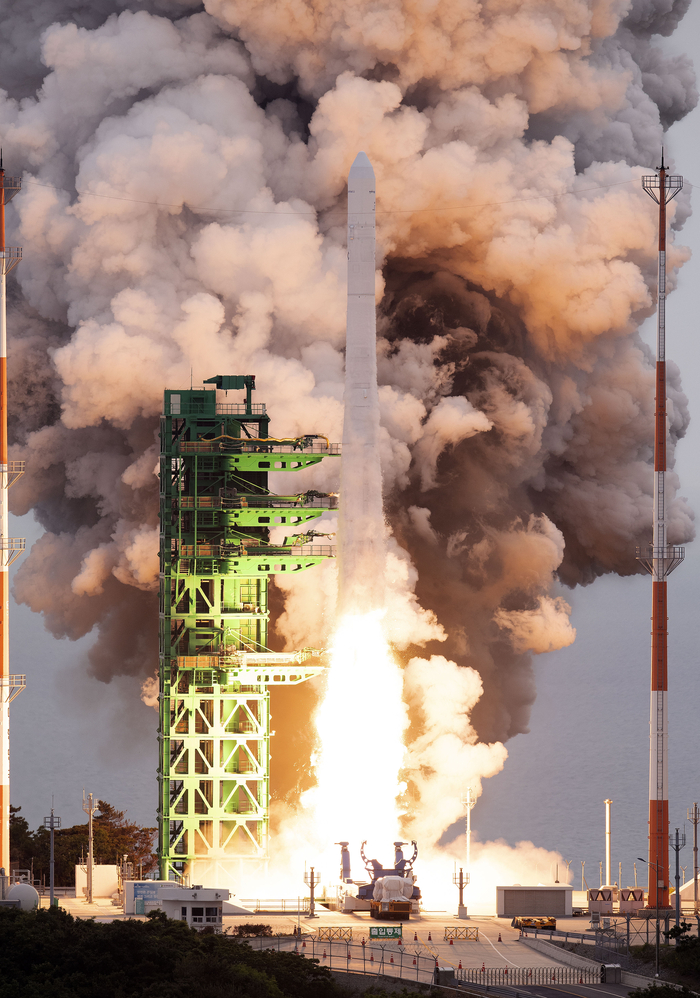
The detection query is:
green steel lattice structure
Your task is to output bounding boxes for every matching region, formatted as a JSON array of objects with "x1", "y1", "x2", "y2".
[{"x1": 158, "y1": 375, "x2": 338, "y2": 884}]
